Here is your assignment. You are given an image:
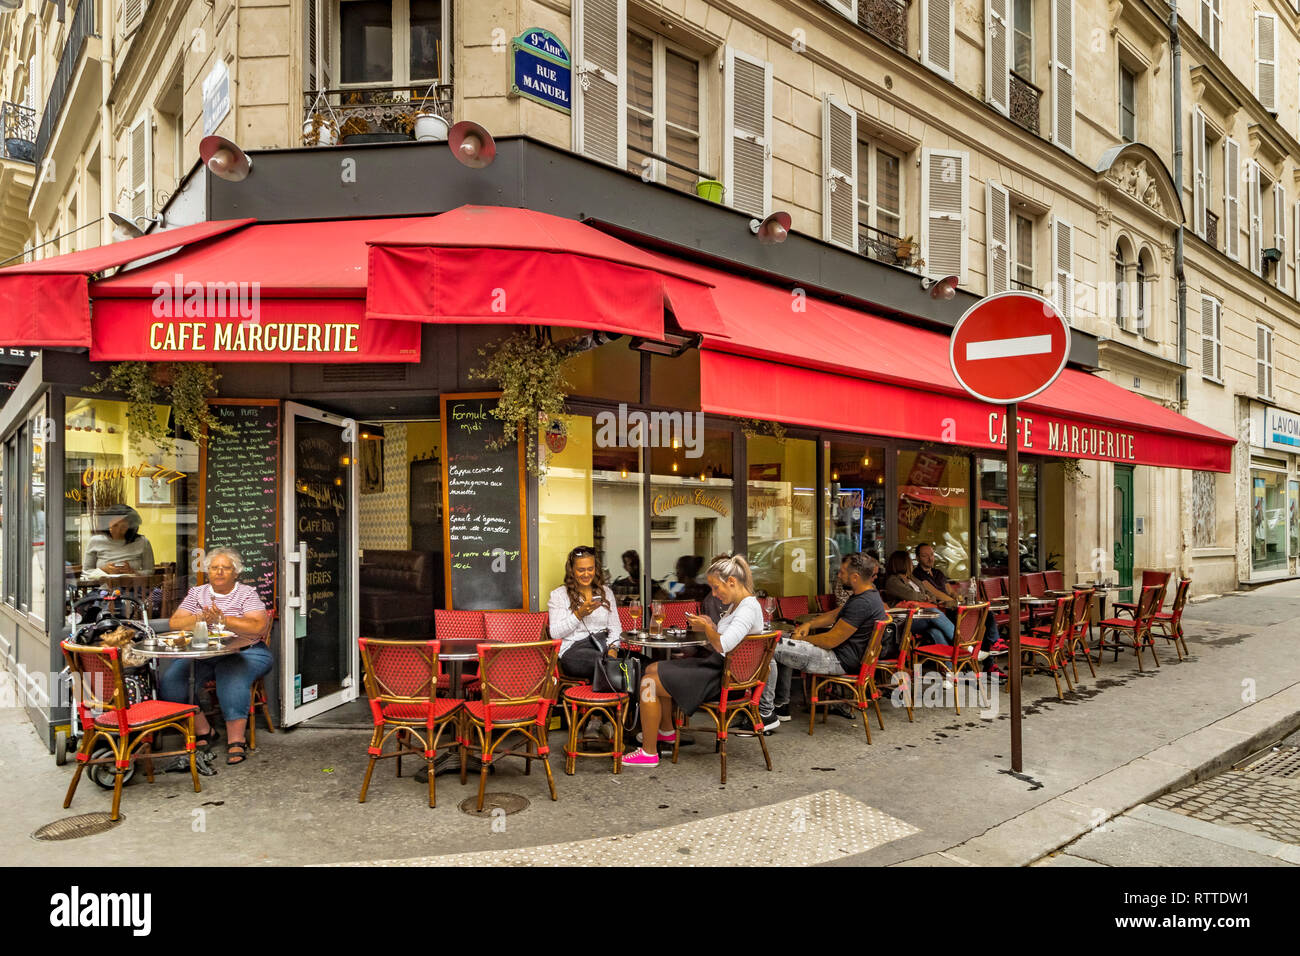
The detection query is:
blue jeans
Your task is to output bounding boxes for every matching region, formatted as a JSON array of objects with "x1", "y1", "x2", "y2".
[
  {"x1": 159, "y1": 643, "x2": 273, "y2": 722},
  {"x1": 914, "y1": 614, "x2": 955, "y2": 646}
]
